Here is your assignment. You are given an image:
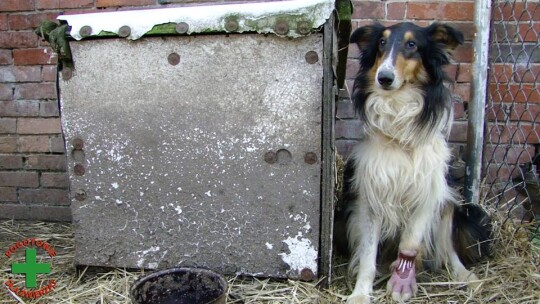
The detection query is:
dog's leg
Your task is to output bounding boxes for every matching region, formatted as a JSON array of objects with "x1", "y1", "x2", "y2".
[
  {"x1": 386, "y1": 249, "x2": 418, "y2": 302},
  {"x1": 438, "y1": 205, "x2": 480, "y2": 285},
  {"x1": 386, "y1": 207, "x2": 435, "y2": 302},
  {"x1": 448, "y1": 247, "x2": 479, "y2": 283},
  {"x1": 347, "y1": 202, "x2": 381, "y2": 304}
]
